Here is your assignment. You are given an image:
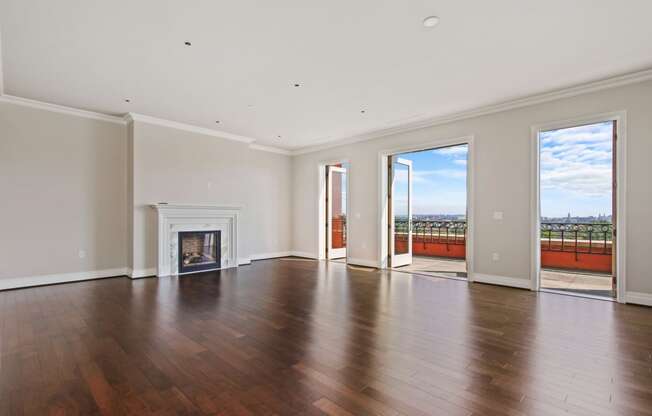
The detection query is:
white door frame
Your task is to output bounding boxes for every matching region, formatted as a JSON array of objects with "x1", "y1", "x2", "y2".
[
  {"x1": 327, "y1": 166, "x2": 348, "y2": 259},
  {"x1": 390, "y1": 157, "x2": 413, "y2": 267},
  {"x1": 530, "y1": 111, "x2": 627, "y2": 303},
  {"x1": 378, "y1": 135, "x2": 475, "y2": 281},
  {"x1": 318, "y1": 159, "x2": 351, "y2": 261}
]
